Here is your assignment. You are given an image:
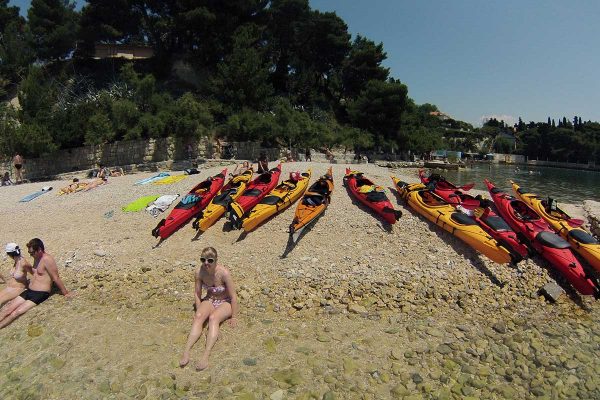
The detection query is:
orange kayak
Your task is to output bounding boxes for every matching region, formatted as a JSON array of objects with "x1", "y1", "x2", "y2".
[{"x1": 289, "y1": 167, "x2": 334, "y2": 242}]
